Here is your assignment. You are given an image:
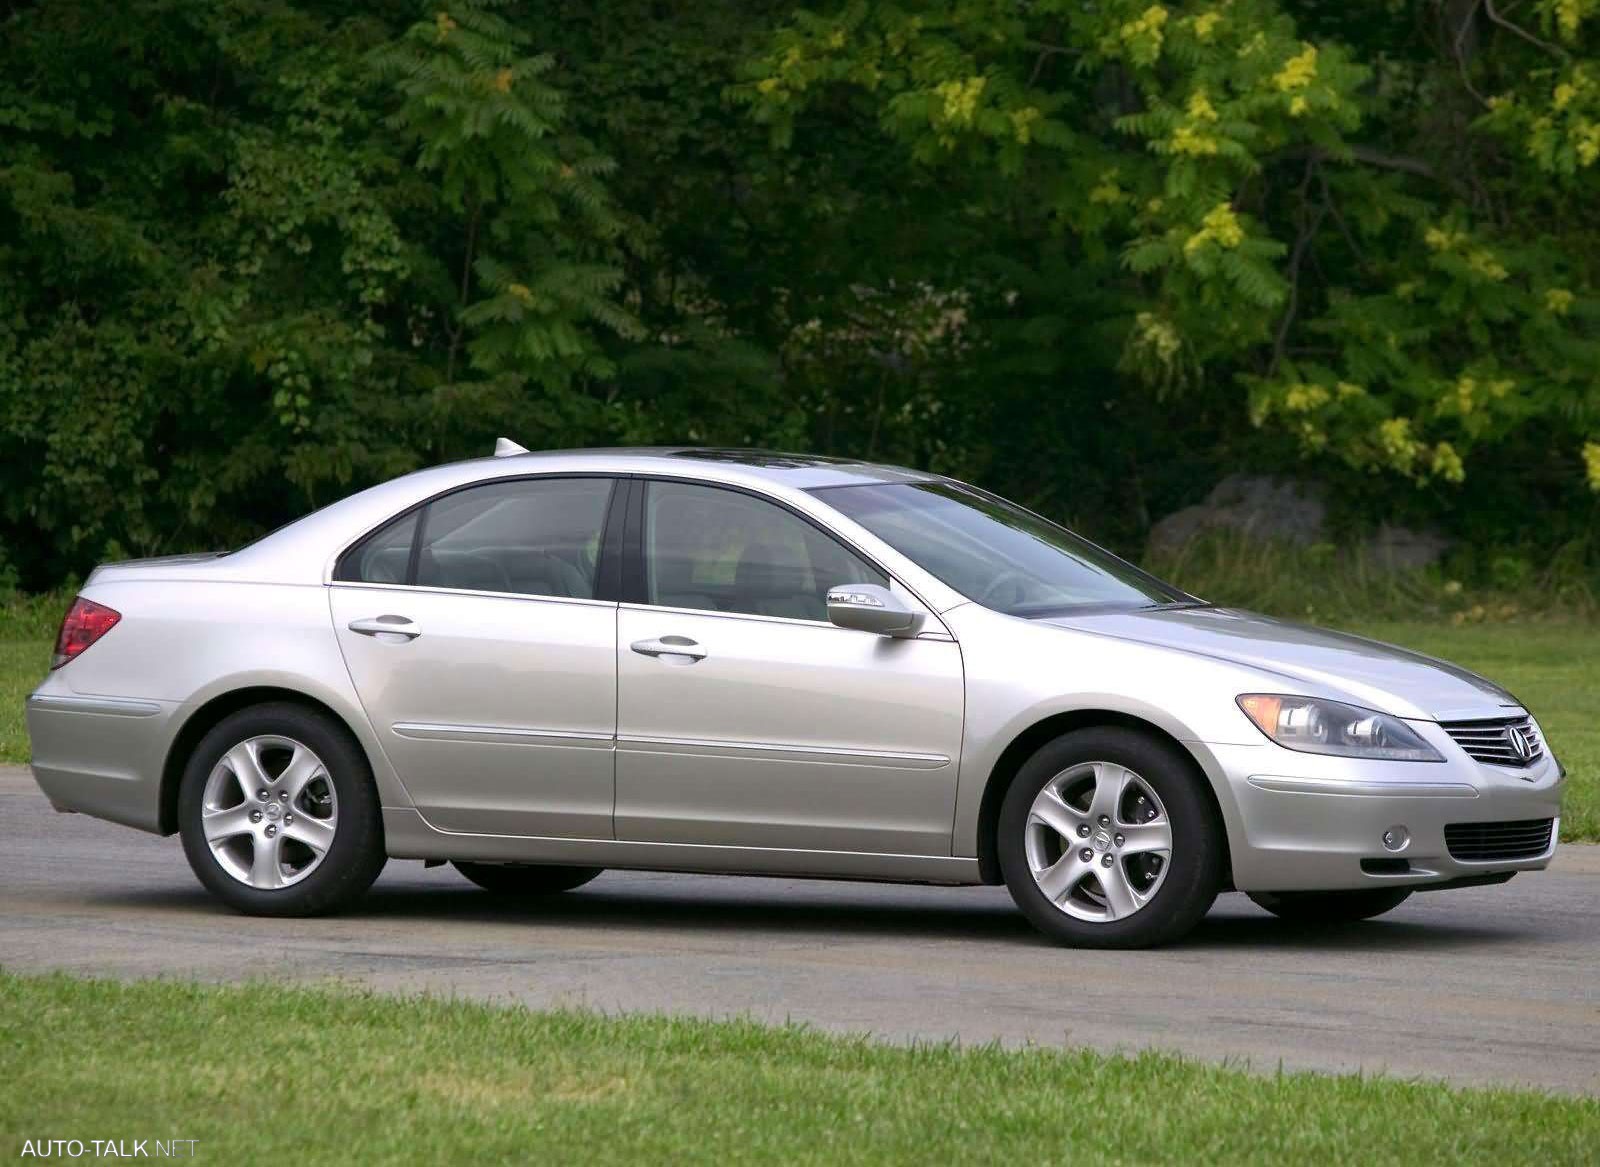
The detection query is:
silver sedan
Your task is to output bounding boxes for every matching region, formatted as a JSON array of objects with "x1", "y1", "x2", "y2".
[{"x1": 25, "y1": 445, "x2": 1565, "y2": 947}]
